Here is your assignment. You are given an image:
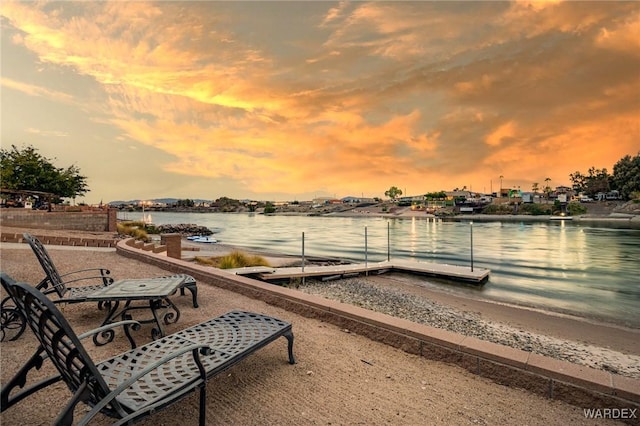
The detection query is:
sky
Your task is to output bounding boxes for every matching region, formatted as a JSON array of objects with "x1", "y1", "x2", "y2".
[{"x1": 1, "y1": 1, "x2": 639, "y2": 204}]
